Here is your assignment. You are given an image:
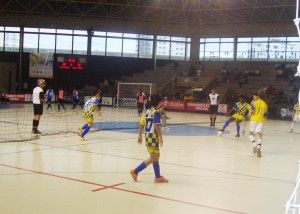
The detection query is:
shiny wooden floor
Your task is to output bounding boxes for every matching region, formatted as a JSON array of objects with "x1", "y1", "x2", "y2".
[{"x1": 0, "y1": 113, "x2": 299, "y2": 214}]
